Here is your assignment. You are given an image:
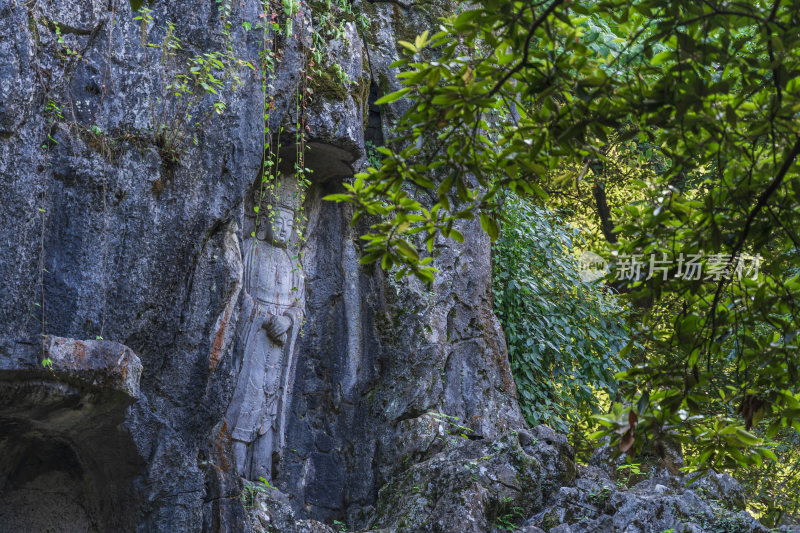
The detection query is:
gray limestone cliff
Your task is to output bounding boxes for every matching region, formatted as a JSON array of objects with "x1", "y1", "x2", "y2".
[{"x1": 0, "y1": 0, "x2": 776, "y2": 532}]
